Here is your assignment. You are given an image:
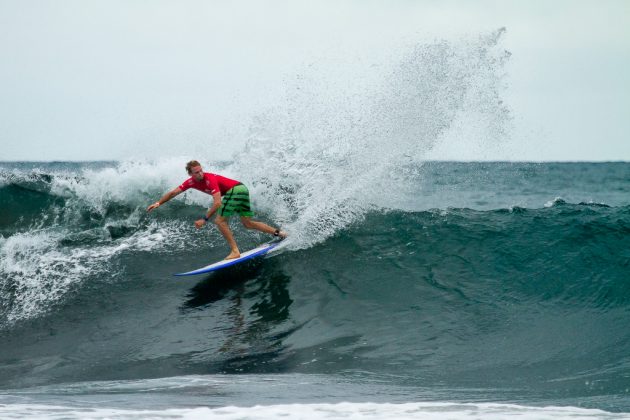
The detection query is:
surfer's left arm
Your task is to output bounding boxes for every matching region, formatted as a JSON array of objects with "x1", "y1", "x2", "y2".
[{"x1": 194, "y1": 192, "x2": 222, "y2": 229}]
